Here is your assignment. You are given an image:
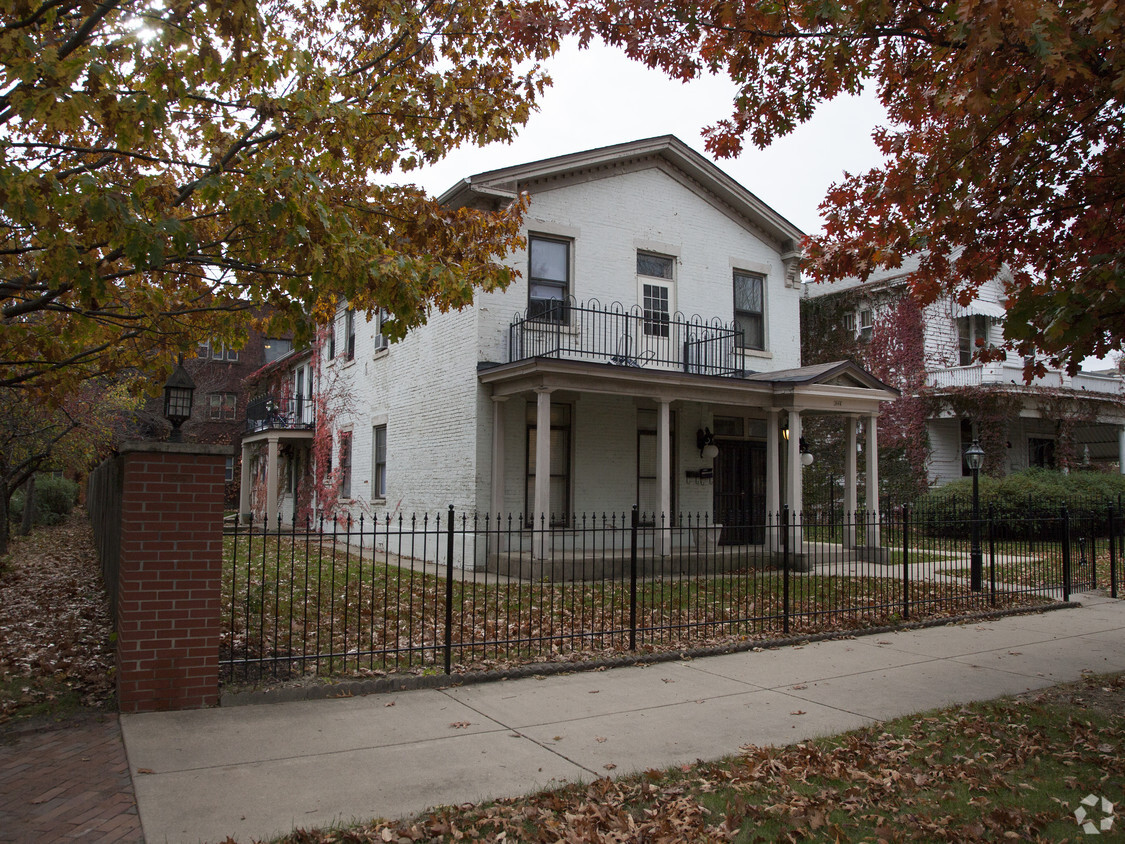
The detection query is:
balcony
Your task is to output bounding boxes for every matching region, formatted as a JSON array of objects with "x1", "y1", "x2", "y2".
[
  {"x1": 245, "y1": 395, "x2": 316, "y2": 433},
  {"x1": 926, "y1": 363, "x2": 1125, "y2": 396},
  {"x1": 508, "y1": 300, "x2": 748, "y2": 377}
]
